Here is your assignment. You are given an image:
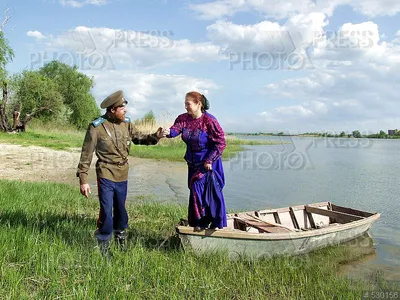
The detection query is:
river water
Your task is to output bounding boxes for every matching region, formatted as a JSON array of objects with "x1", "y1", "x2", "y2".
[{"x1": 126, "y1": 136, "x2": 400, "y2": 283}]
